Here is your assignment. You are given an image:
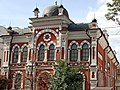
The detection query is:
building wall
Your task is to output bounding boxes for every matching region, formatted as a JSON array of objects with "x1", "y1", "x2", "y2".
[{"x1": 0, "y1": 15, "x2": 118, "y2": 90}]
